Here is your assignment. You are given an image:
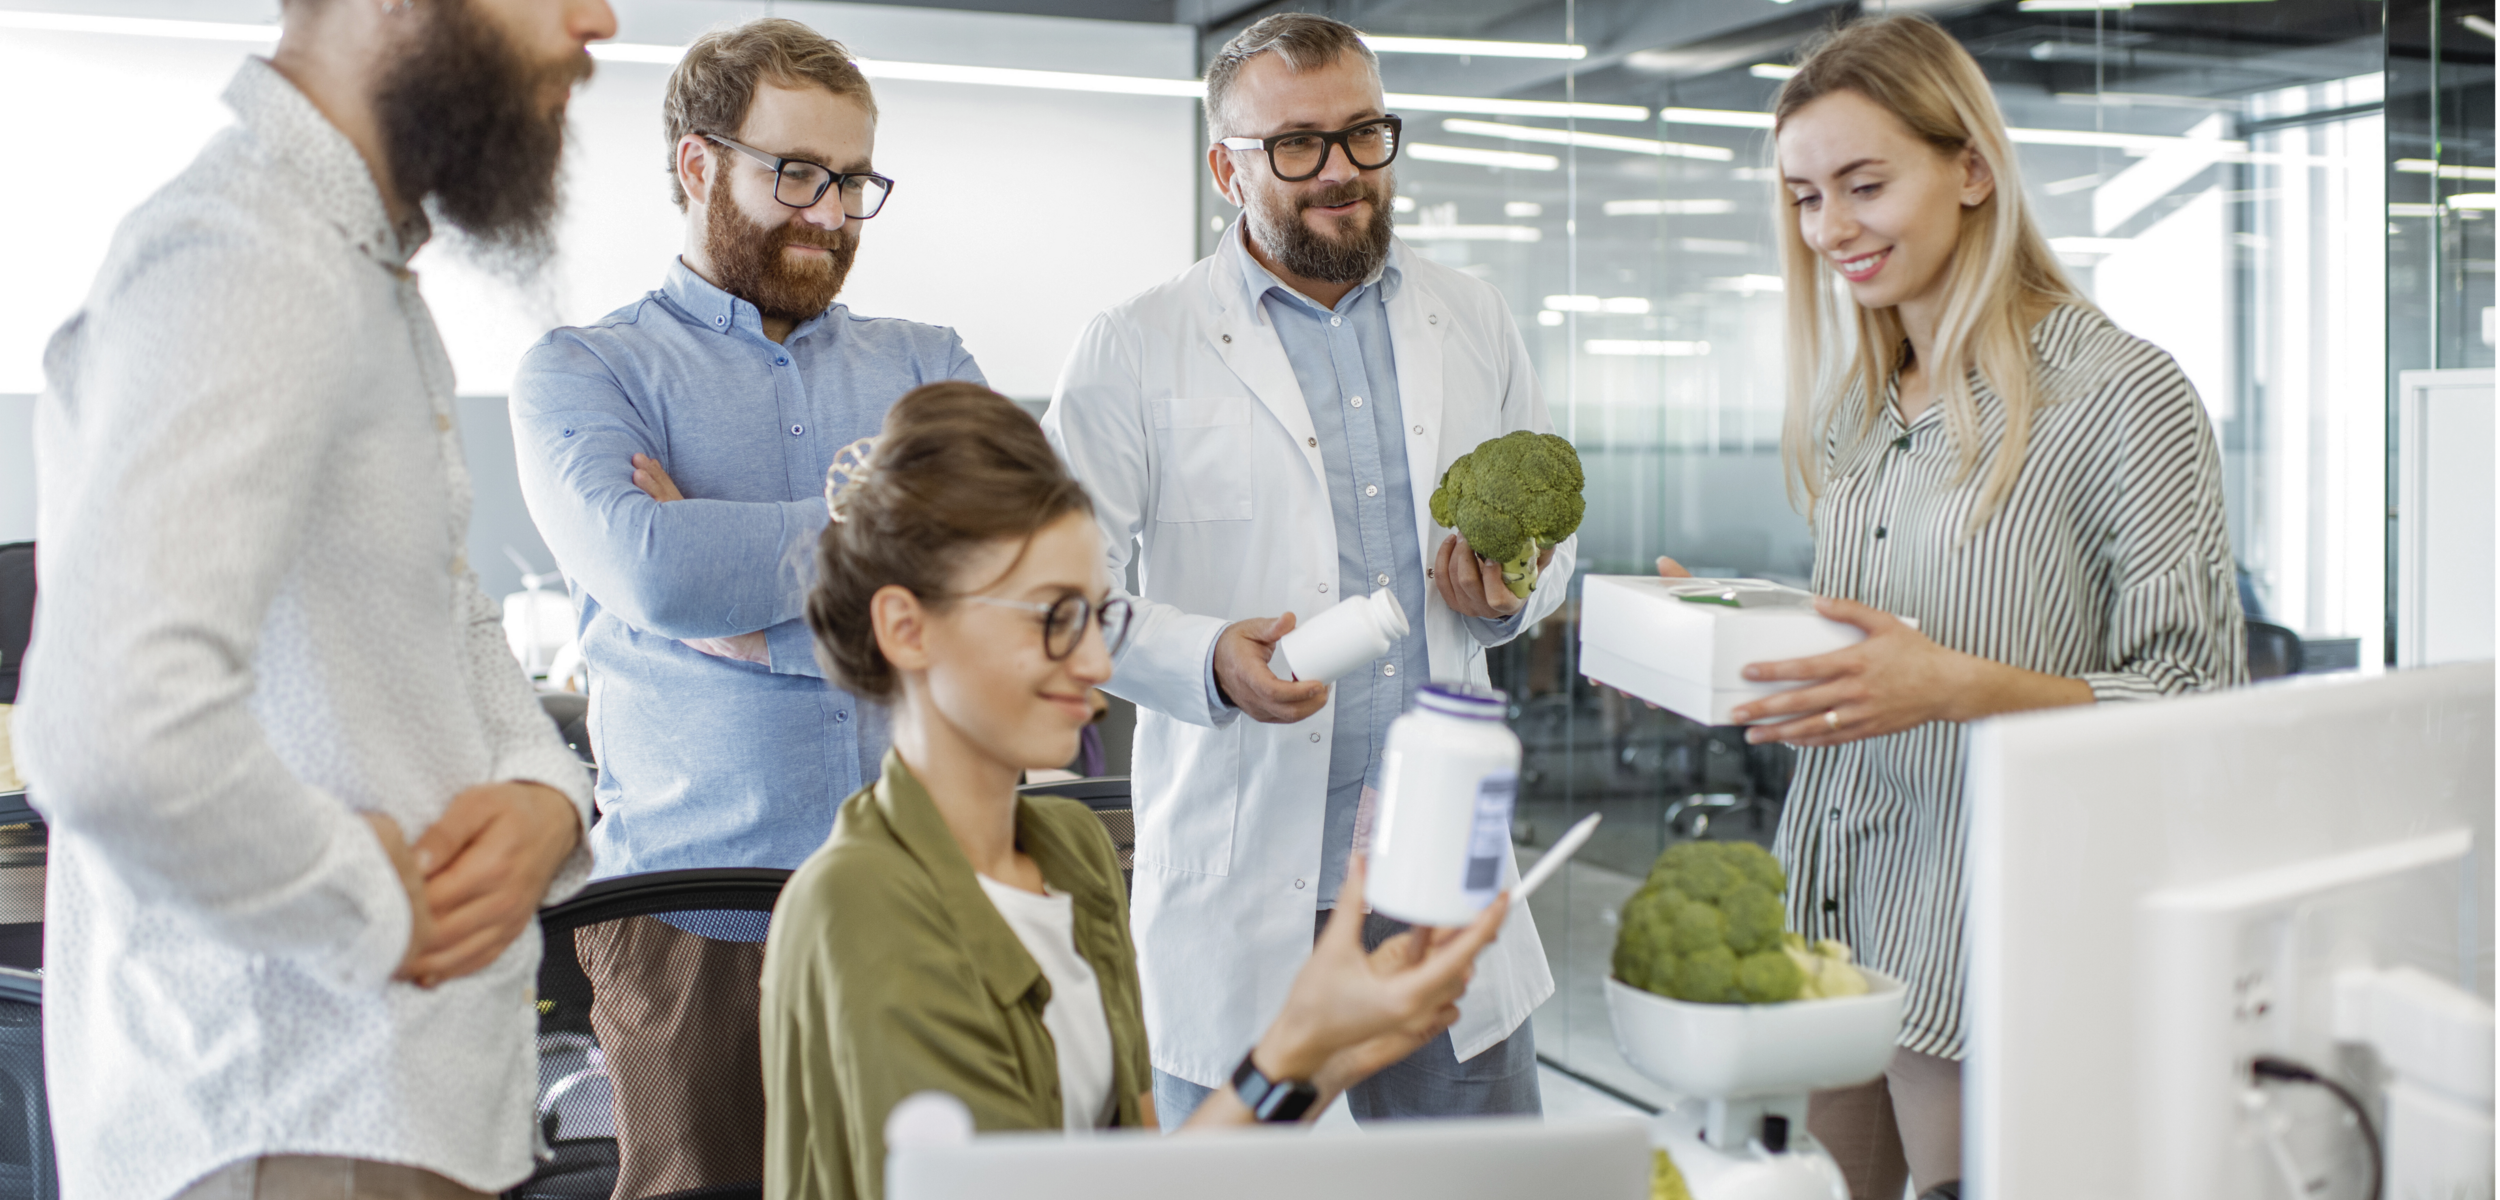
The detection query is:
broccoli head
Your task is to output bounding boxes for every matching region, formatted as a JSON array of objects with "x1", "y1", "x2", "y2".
[
  {"x1": 1429, "y1": 430, "x2": 1586, "y2": 599},
  {"x1": 1615, "y1": 841, "x2": 1843, "y2": 1007}
]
